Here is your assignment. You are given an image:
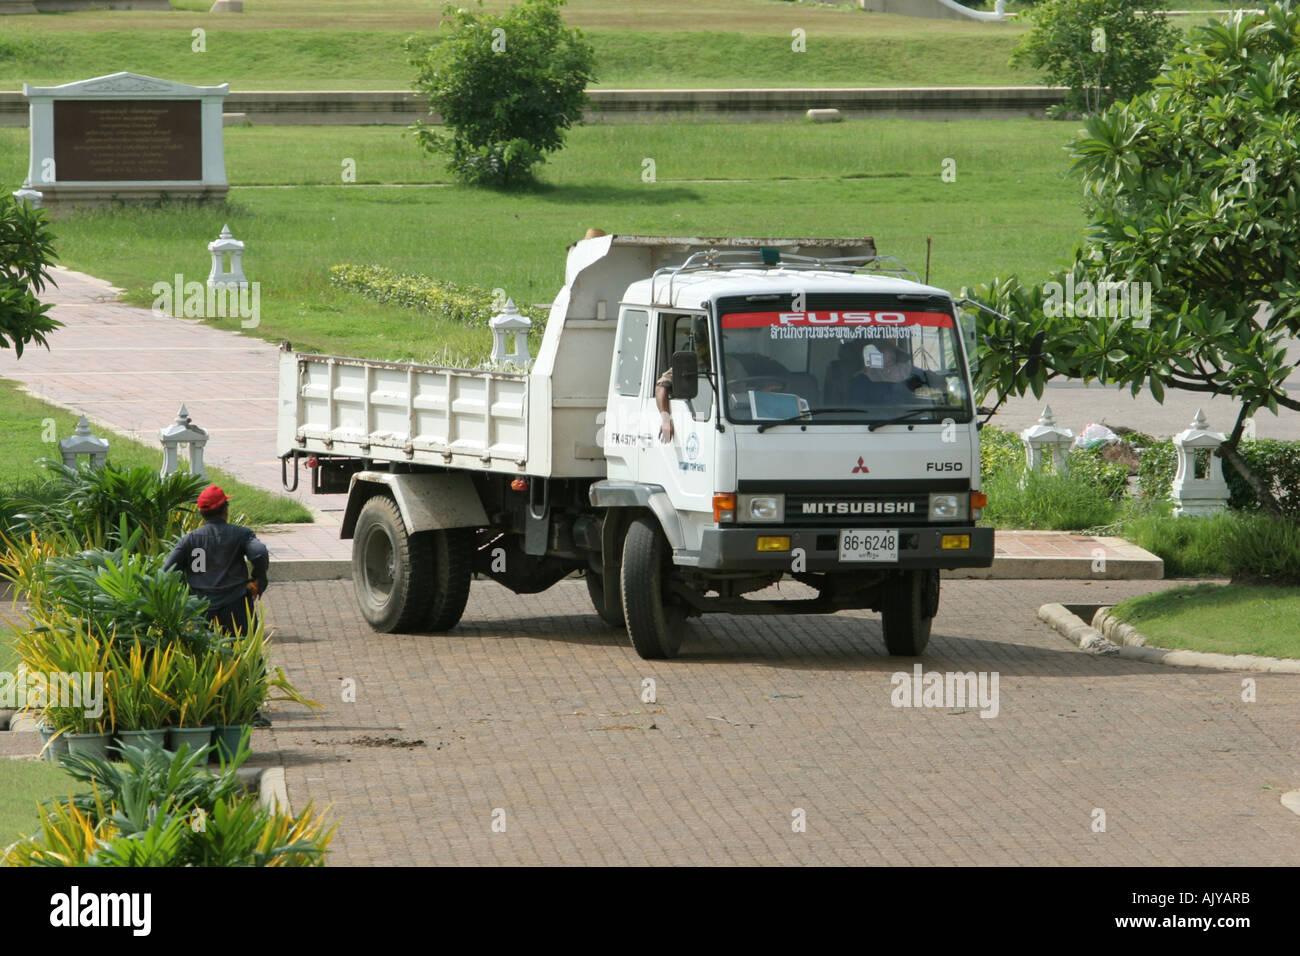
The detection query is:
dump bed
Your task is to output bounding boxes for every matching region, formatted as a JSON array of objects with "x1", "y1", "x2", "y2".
[{"x1": 277, "y1": 349, "x2": 532, "y2": 474}]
